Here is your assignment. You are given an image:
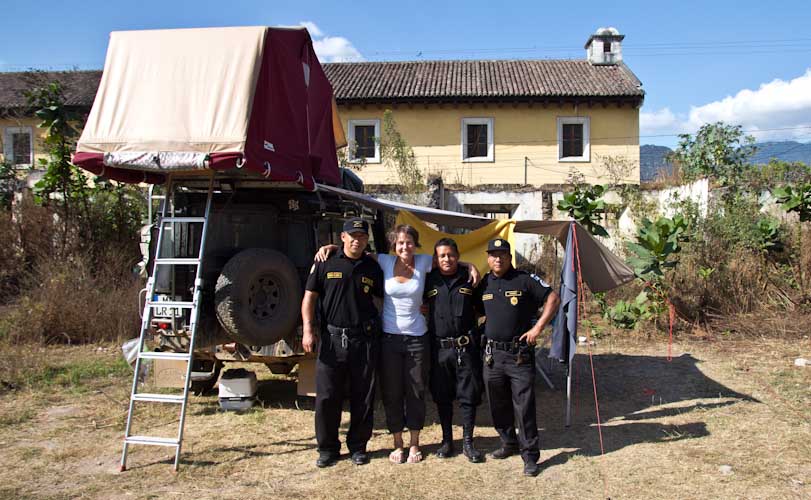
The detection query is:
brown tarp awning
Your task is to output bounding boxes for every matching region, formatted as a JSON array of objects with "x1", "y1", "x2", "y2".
[{"x1": 316, "y1": 183, "x2": 634, "y2": 292}]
